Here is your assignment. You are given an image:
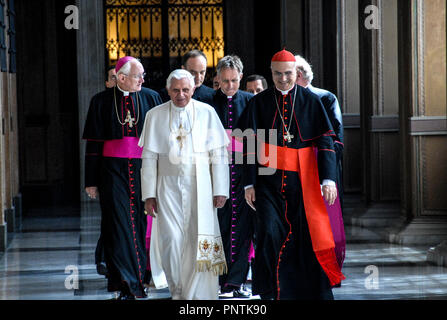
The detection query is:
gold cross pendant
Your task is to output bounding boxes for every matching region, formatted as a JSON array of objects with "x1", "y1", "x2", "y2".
[
  {"x1": 124, "y1": 110, "x2": 136, "y2": 128},
  {"x1": 176, "y1": 135, "x2": 185, "y2": 149},
  {"x1": 176, "y1": 124, "x2": 188, "y2": 149}
]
